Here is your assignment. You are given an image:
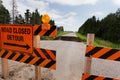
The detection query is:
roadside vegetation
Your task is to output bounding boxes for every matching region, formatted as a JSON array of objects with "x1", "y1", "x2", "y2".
[
  {"x1": 41, "y1": 31, "x2": 70, "y2": 40},
  {"x1": 76, "y1": 33, "x2": 120, "y2": 49},
  {"x1": 78, "y1": 9, "x2": 120, "y2": 44}
]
